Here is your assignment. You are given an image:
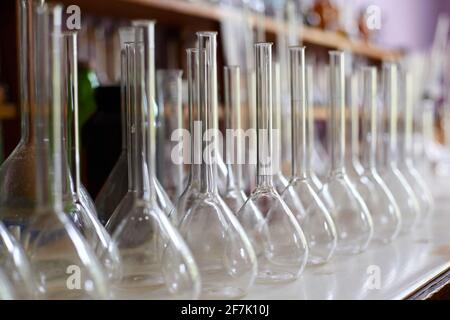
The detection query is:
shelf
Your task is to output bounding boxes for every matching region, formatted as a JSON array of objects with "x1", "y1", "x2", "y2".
[
  {"x1": 245, "y1": 176, "x2": 450, "y2": 300},
  {"x1": 54, "y1": 0, "x2": 402, "y2": 61}
]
